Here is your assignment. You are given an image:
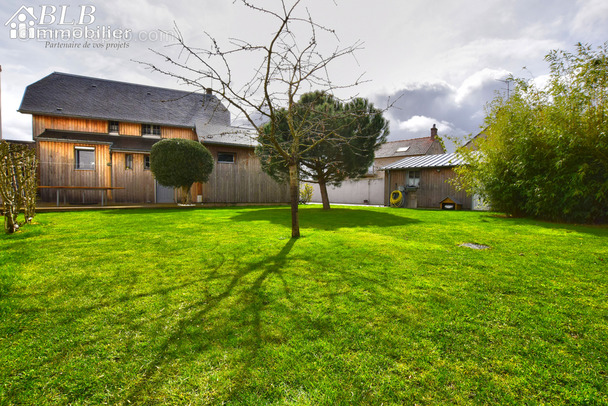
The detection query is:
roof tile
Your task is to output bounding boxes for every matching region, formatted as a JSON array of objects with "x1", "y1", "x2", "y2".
[
  {"x1": 375, "y1": 137, "x2": 435, "y2": 158},
  {"x1": 19, "y1": 72, "x2": 230, "y2": 128}
]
